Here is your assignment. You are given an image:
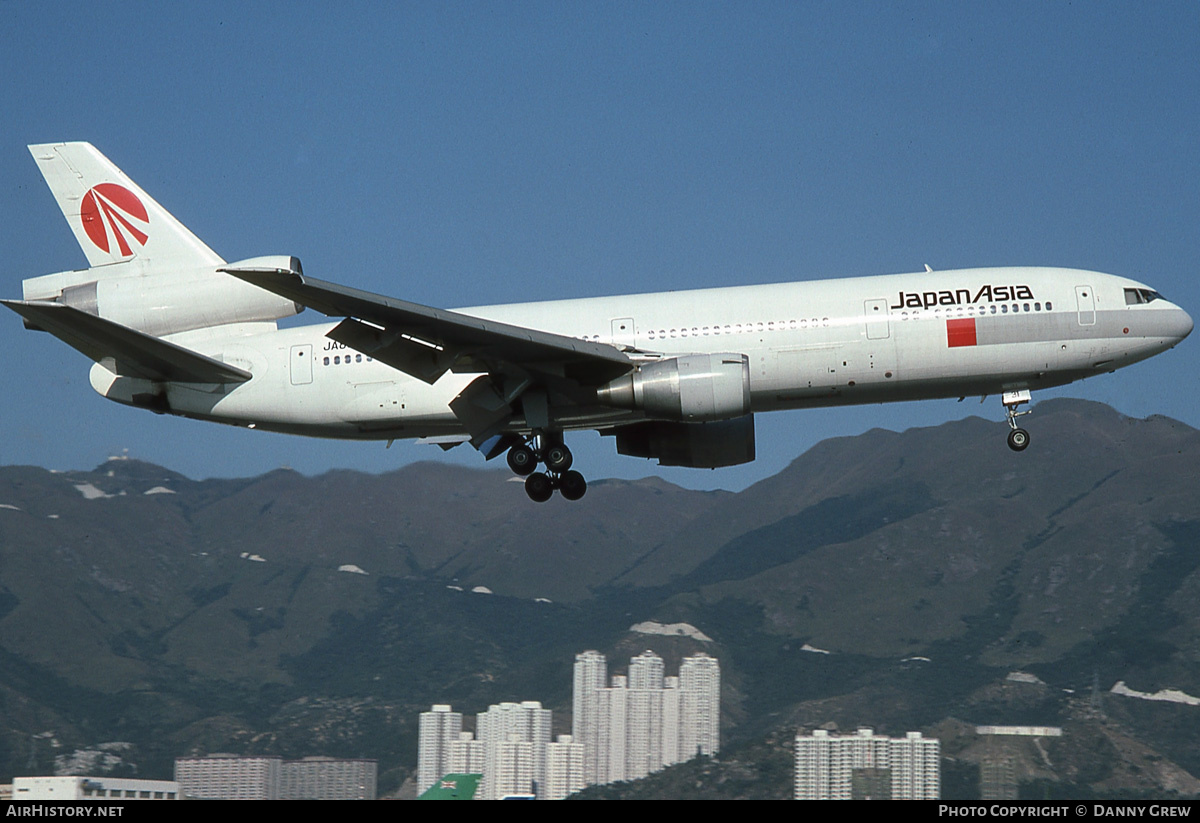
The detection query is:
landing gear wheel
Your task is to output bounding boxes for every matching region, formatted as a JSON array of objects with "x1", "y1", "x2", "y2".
[
  {"x1": 558, "y1": 470, "x2": 587, "y2": 501},
  {"x1": 507, "y1": 444, "x2": 538, "y2": 476},
  {"x1": 1001, "y1": 391, "x2": 1033, "y2": 452},
  {"x1": 543, "y1": 443, "x2": 573, "y2": 473},
  {"x1": 525, "y1": 472, "x2": 554, "y2": 503}
]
